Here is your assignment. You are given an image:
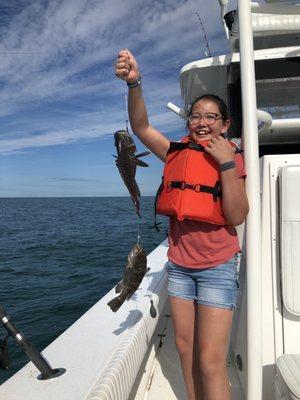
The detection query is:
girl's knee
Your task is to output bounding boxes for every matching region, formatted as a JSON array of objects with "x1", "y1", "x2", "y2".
[
  {"x1": 174, "y1": 335, "x2": 193, "y2": 358},
  {"x1": 199, "y1": 349, "x2": 227, "y2": 378}
]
